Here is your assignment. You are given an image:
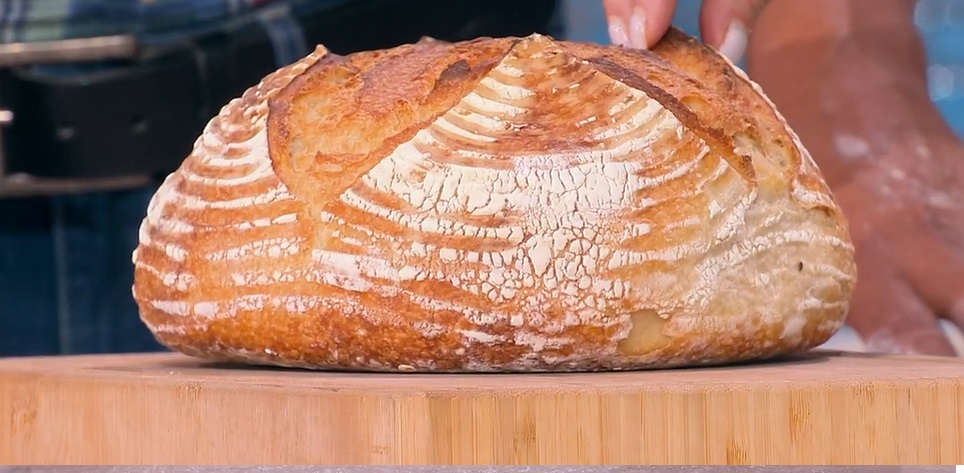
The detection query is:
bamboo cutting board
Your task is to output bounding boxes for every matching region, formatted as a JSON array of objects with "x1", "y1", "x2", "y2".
[{"x1": 1, "y1": 350, "x2": 963, "y2": 465}]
